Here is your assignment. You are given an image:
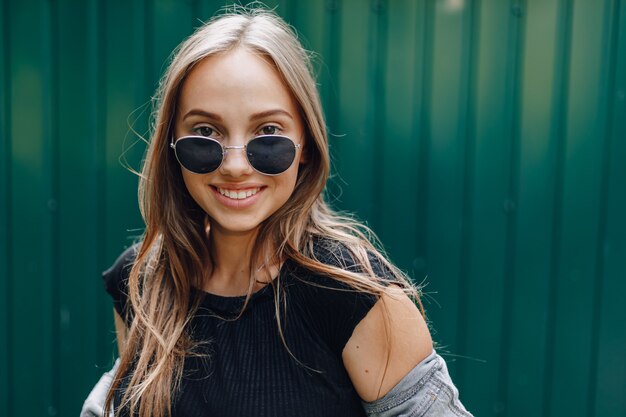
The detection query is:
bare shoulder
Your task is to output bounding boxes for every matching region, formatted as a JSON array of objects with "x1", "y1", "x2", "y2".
[{"x1": 342, "y1": 285, "x2": 433, "y2": 402}]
